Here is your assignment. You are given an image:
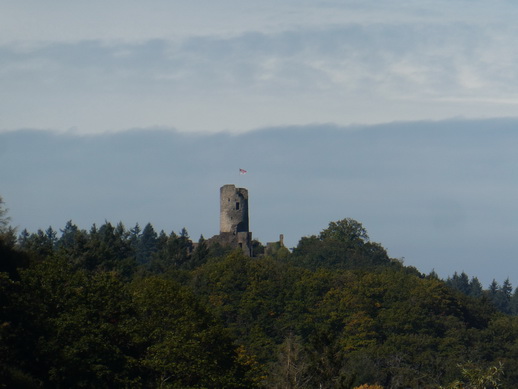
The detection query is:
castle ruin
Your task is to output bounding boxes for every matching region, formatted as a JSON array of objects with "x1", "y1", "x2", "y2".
[
  {"x1": 209, "y1": 184, "x2": 253, "y2": 256},
  {"x1": 220, "y1": 184, "x2": 249, "y2": 234}
]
